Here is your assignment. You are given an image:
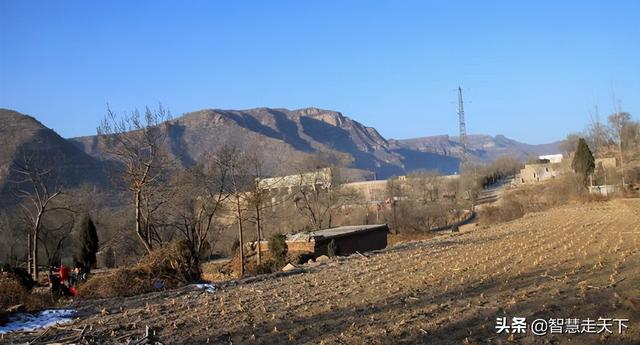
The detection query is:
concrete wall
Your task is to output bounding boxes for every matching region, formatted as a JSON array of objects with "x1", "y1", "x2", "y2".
[
  {"x1": 342, "y1": 180, "x2": 388, "y2": 202},
  {"x1": 595, "y1": 157, "x2": 617, "y2": 169},
  {"x1": 588, "y1": 185, "x2": 617, "y2": 196}
]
